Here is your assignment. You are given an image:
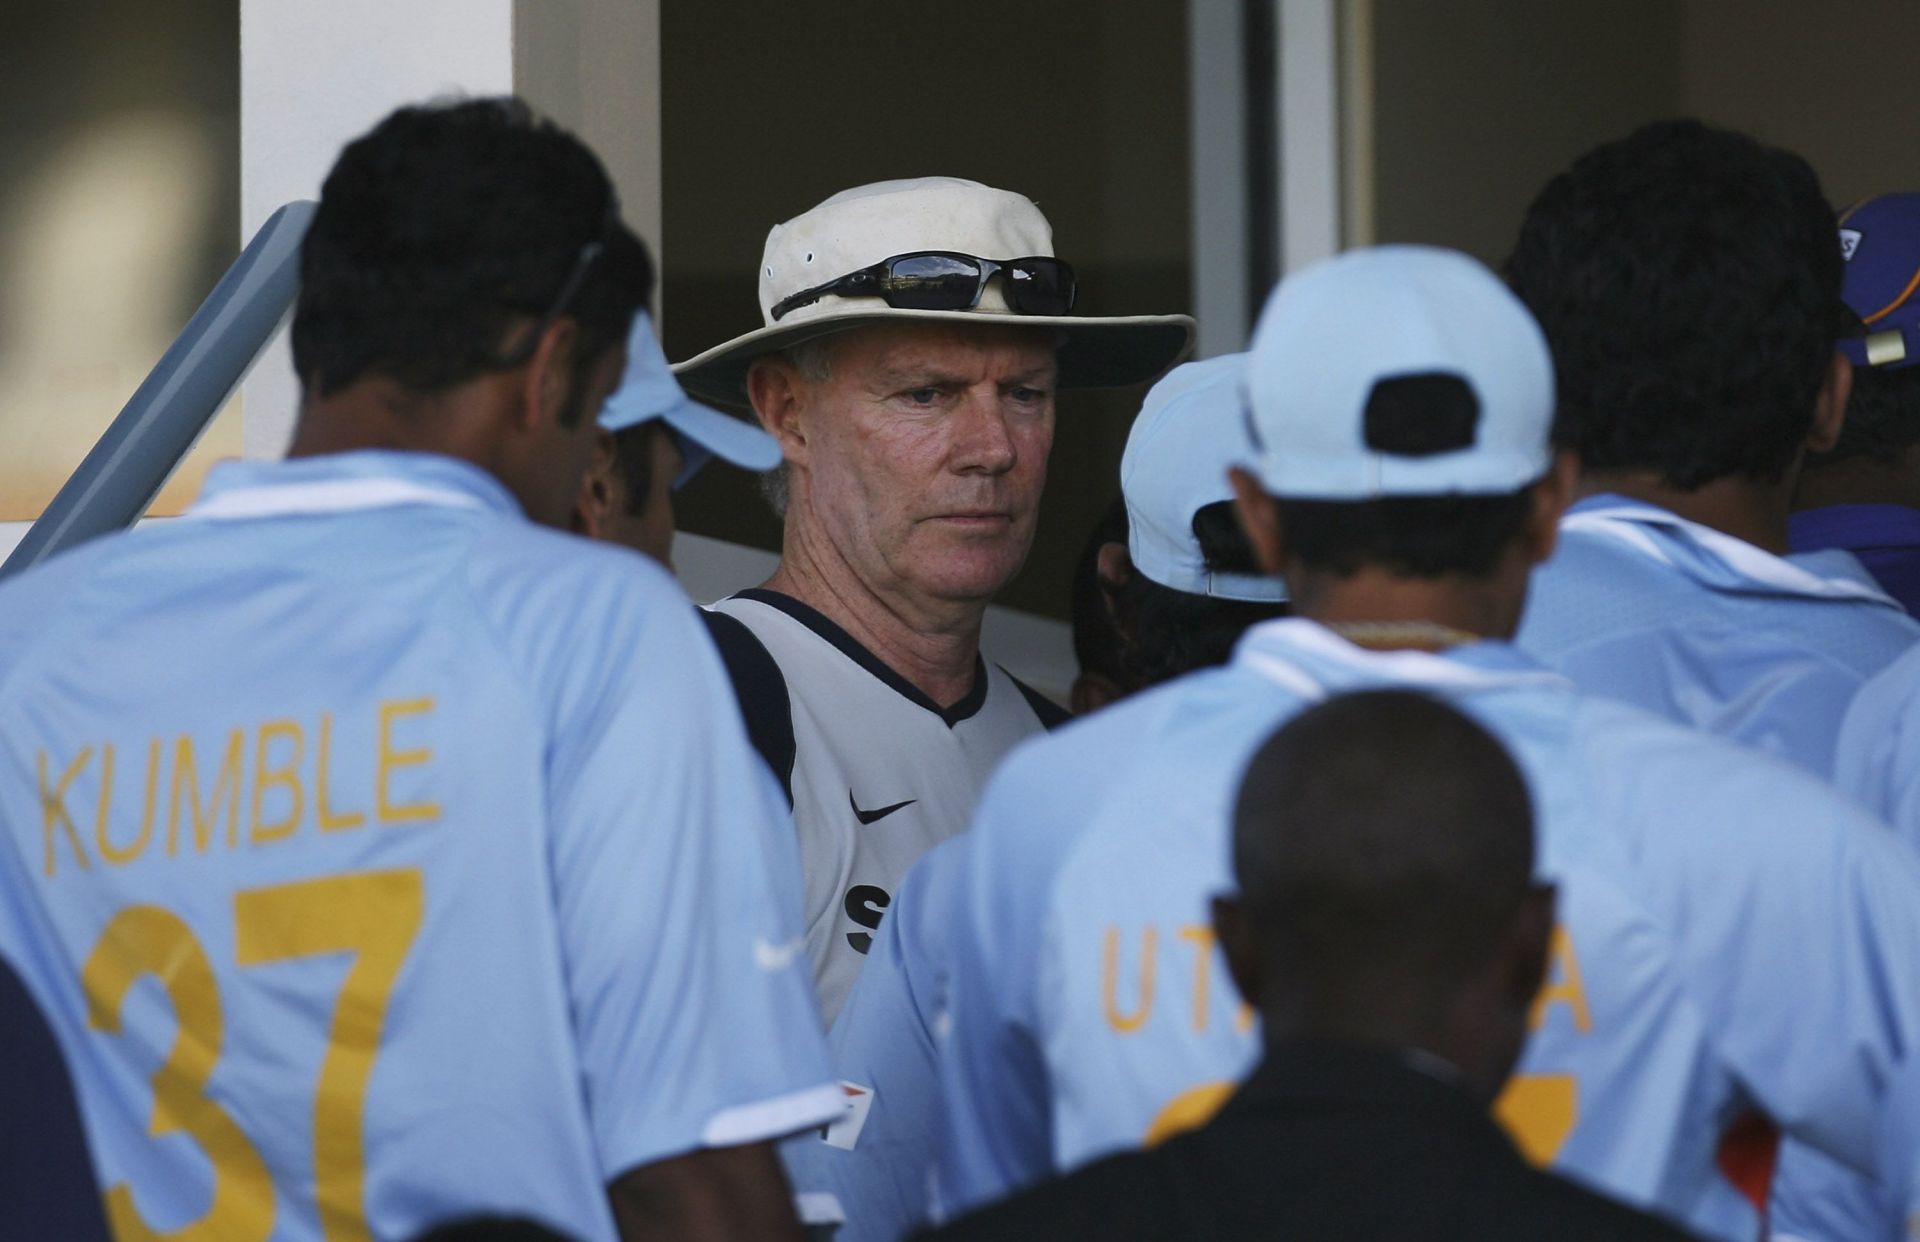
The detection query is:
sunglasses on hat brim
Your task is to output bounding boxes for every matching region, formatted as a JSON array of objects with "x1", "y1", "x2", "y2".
[{"x1": 769, "y1": 251, "x2": 1076, "y2": 323}]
